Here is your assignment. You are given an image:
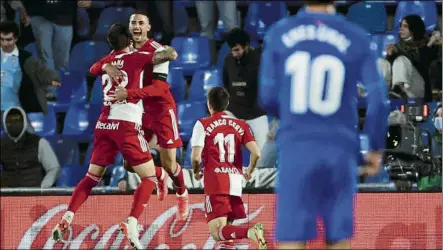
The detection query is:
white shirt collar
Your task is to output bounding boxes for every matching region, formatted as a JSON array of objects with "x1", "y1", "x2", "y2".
[{"x1": 1, "y1": 46, "x2": 19, "y2": 57}]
